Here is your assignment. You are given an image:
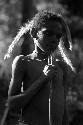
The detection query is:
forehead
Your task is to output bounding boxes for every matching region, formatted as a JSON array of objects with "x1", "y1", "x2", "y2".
[{"x1": 45, "y1": 19, "x2": 62, "y2": 30}]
